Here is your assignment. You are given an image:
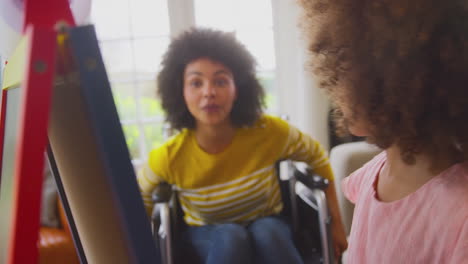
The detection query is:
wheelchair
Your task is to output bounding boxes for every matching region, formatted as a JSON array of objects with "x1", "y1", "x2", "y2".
[{"x1": 151, "y1": 160, "x2": 337, "y2": 264}]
